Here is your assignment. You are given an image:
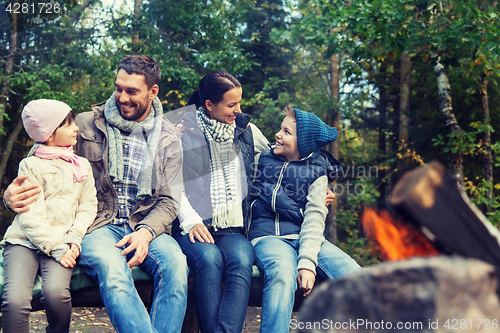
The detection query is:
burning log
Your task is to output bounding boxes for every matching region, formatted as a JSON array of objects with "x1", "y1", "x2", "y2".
[
  {"x1": 388, "y1": 161, "x2": 500, "y2": 270},
  {"x1": 293, "y1": 256, "x2": 500, "y2": 333},
  {"x1": 294, "y1": 161, "x2": 500, "y2": 332},
  {"x1": 362, "y1": 208, "x2": 438, "y2": 261}
]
